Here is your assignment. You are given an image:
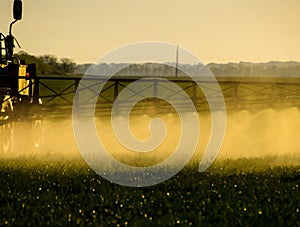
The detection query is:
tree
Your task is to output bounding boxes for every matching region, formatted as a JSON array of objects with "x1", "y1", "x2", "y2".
[
  {"x1": 16, "y1": 51, "x2": 54, "y2": 75},
  {"x1": 39, "y1": 55, "x2": 58, "y2": 67},
  {"x1": 59, "y1": 58, "x2": 76, "y2": 74},
  {"x1": 39, "y1": 55, "x2": 76, "y2": 74}
]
